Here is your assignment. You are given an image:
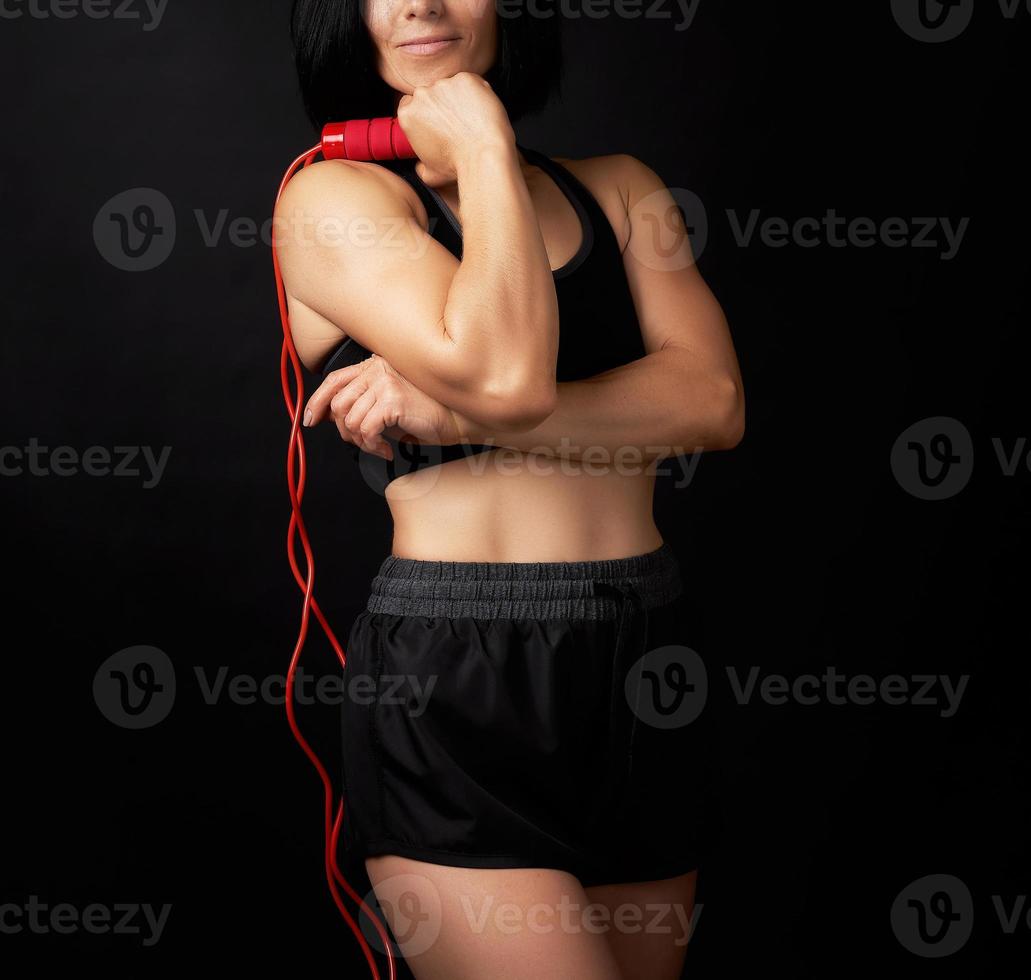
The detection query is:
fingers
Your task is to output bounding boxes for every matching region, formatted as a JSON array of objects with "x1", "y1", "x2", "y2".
[
  {"x1": 359, "y1": 403, "x2": 395, "y2": 460},
  {"x1": 300, "y1": 354, "x2": 398, "y2": 461},
  {"x1": 337, "y1": 386, "x2": 377, "y2": 453},
  {"x1": 339, "y1": 387, "x2": 395, "y2": 461},
  {"x1": 303, "y1": 362, "x2": 366, "y2": 427}
]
